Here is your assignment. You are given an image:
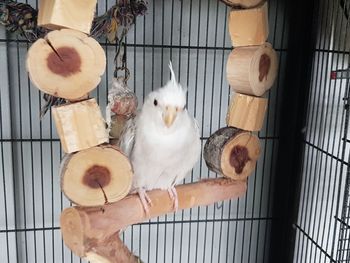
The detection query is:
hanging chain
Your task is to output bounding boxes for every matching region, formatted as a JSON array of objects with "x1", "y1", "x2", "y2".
[{"x1": 114, "y1": 40, "x2": 130, "y2": 83}]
